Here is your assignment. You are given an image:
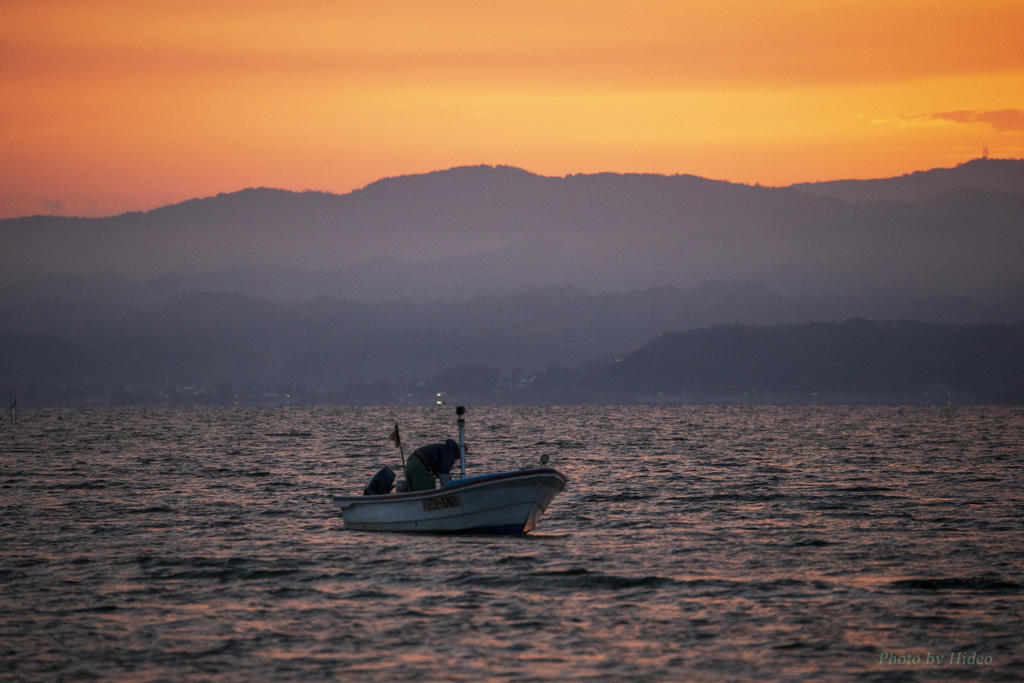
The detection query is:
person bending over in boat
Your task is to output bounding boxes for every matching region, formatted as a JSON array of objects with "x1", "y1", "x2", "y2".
[{"x1": 406, "y1": 439, "x2": 461, "y2": 491}]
